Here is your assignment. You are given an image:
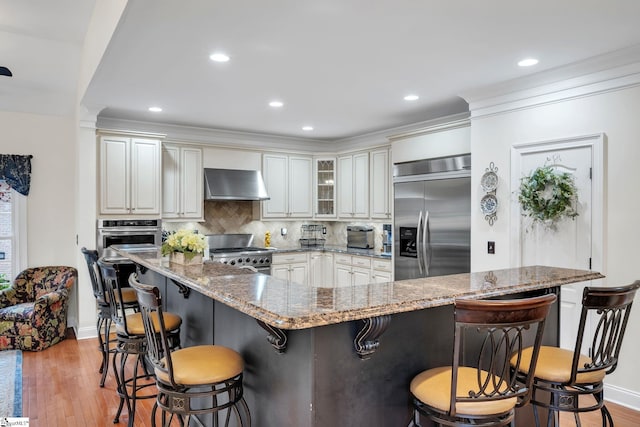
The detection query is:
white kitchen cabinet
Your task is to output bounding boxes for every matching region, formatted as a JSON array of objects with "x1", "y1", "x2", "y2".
[
  {"x1": 337, "y1": 152, "x2": 369, "y2": 219},
  {"x1": 334, "y1": 254, "x2": 371, "y2": 287},
  {"x1": 271, "y1": 252, "x2": 309, "y2": 285},
  {"x1": 371, "y1": 258, "x2": 392, "y2": 283},
  {"x1": 370, "y1": 148, "x2": 391, "y2": 219},
  {"x1": 100, "y1": 135, "x2": 162, "y2": 215},
  {"x1": 263, "y1": 154, "x2": 313, "y2": 218},
  {"x1": 309, "y1": 252, "x2": 334, "y2": 287},
  {"x1": 162, "y1": 144, "x2": 203, "y2": 221},
  {"x1": 314, "y1": 157, "x2": 336, "y2": 218}
]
